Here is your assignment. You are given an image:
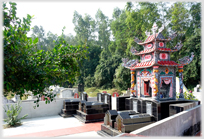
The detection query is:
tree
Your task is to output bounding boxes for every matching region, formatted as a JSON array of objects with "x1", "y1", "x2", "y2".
[
  {"x1": 95, "y1": 9, "x2": 110, "y2": 50},
  {"x1": 72, "y1": 11, "x2": 101, "y2": 86},
  {"x1": 3, "y1": 2, "x2": 88, "y2": 107}
]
